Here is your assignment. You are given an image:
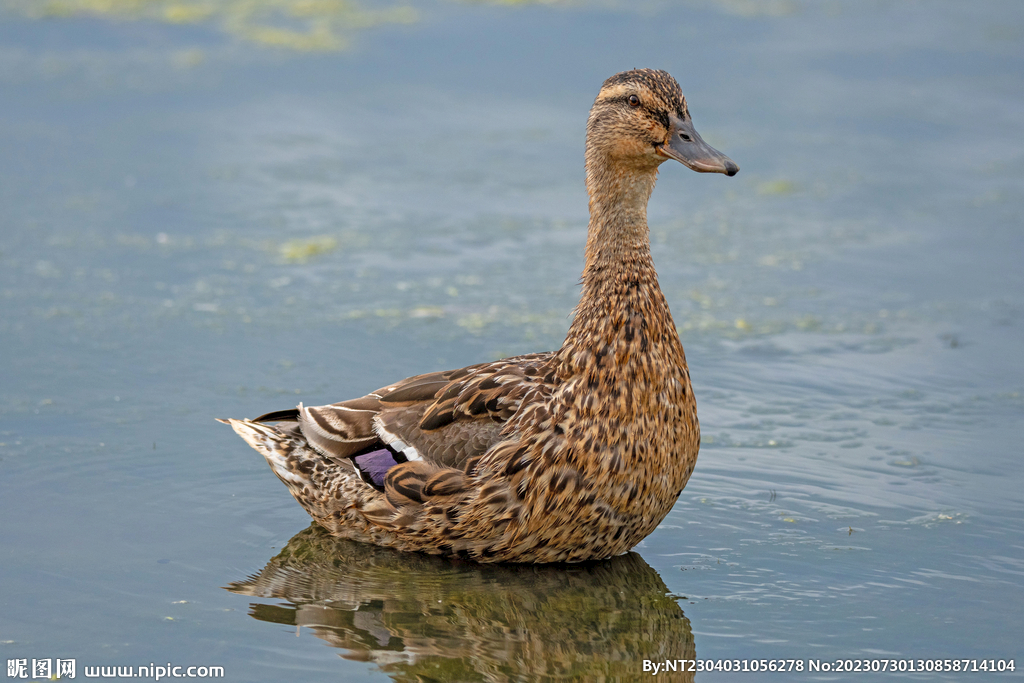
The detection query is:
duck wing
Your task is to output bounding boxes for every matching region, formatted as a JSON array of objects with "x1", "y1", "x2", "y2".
[{"x1": 268, "y1": 352, "x2": 553, "y2": 481}]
